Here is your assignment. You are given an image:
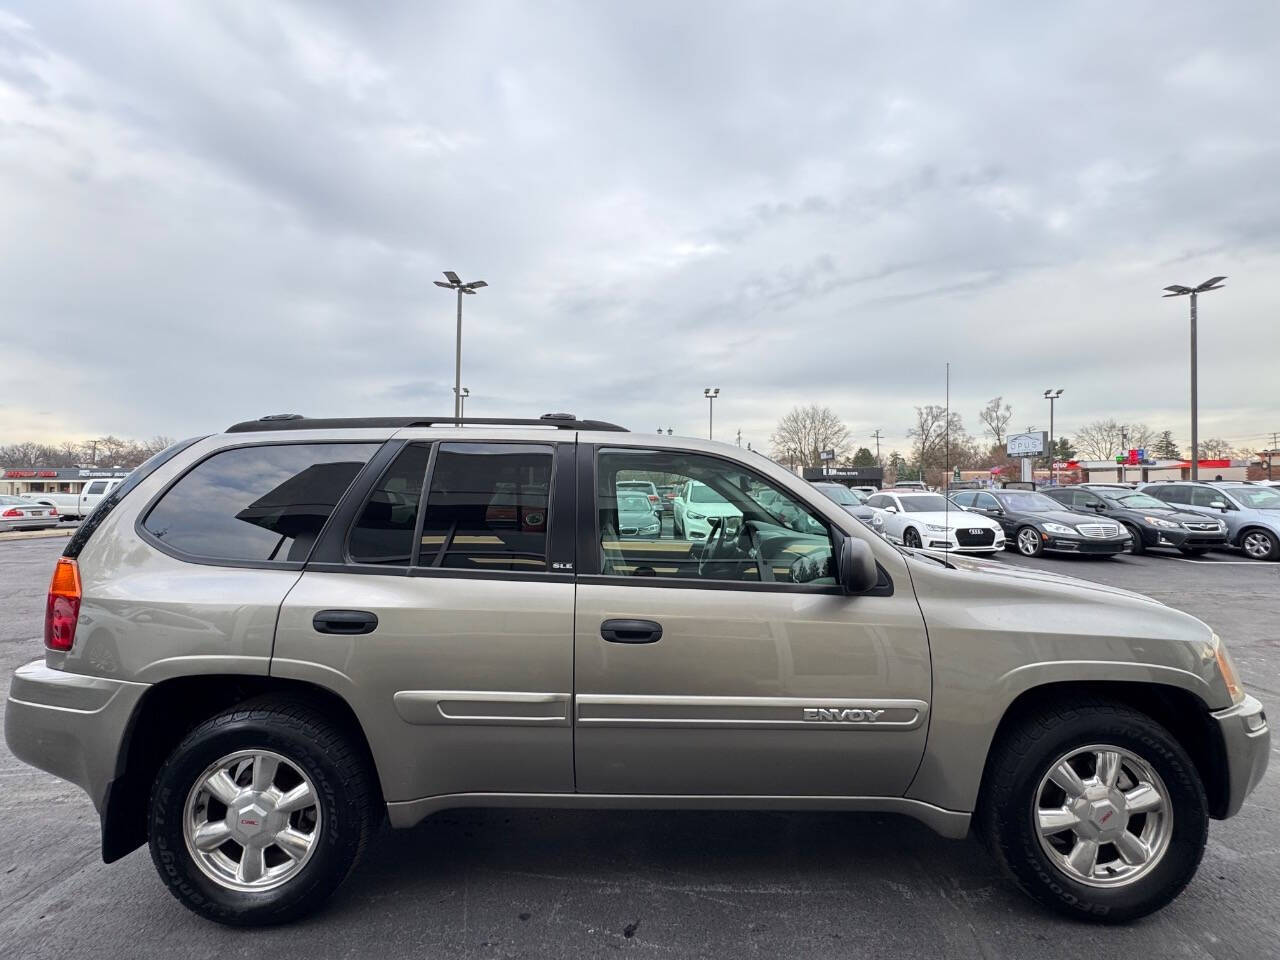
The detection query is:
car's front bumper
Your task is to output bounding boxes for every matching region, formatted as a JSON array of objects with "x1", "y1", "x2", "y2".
[
  {"x1": 1211, "y1": 695, "x2": 1270, "y2": 819},
  {"x1": 4, "y1": 659, "x2": 148, "y2": 812},
  {"x1": 1043, "y1": 534, "x2": 1130, "y2": 554},
  {"x1": 1138, "y1": 525, "x2": 1229, "y2": 550},
  {"x1": 921, "y1": 531, "x2": 1005, "y2": 553}
]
